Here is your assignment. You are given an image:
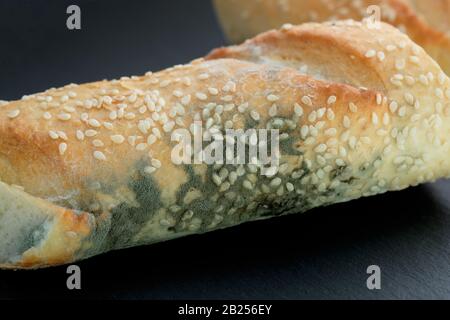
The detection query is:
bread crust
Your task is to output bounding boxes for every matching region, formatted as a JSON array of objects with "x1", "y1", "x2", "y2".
[
  {"x1": 213, "y1": 0, "x2": 450, "y2": 74},
  {"x1": 1, "y1": 21, "x2": 450, "y2": 268}
]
